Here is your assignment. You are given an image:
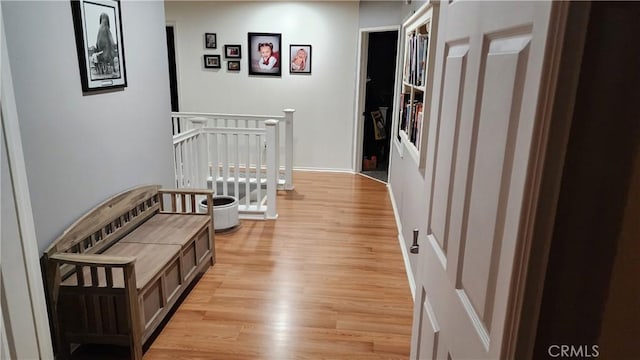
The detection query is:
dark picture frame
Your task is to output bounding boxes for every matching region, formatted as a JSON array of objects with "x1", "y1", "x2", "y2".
[
  {"x1": 290, "y1": 44, "x2": 312, "y2": 74},
  {"x1": 248, "y1": 32, "x2": 281, "y2": 77},
  {"x1": 224, "y1": 45, "x2": 242, "y2": 59},
  {"x1": 70, "y1": 0, "x2": 127, "y2": 92},
  {"x1": 204, "y1": 55, "x2": 221, "y2": 69},
  {"x1": 227, "y1": 61, "x2": 240, "y2": 71},
  {"x1": 205, "y1": 33, "x2": 217, "y2": 49}
]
